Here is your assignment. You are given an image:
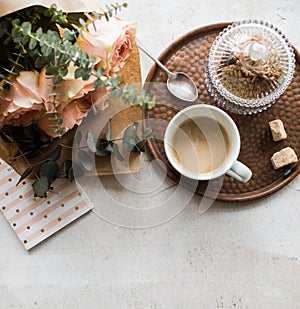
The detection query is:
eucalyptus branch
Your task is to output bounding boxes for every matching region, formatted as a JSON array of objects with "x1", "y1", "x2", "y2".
[
  {"x1": 14, "y1": 144, "x2": 40, "y2": 181},
  {"x1": 110, "y1": 85, "x2": 156, "y2": 109},
  {"x1": 0, "y1": 2, "x2": 128, "y2": 82},
  {"x1": 59, "y1": 143, "x2": 89, "y2": 150},
  {"x1": 46, "y1": 2, "x2": 128, "y2": 29}
]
